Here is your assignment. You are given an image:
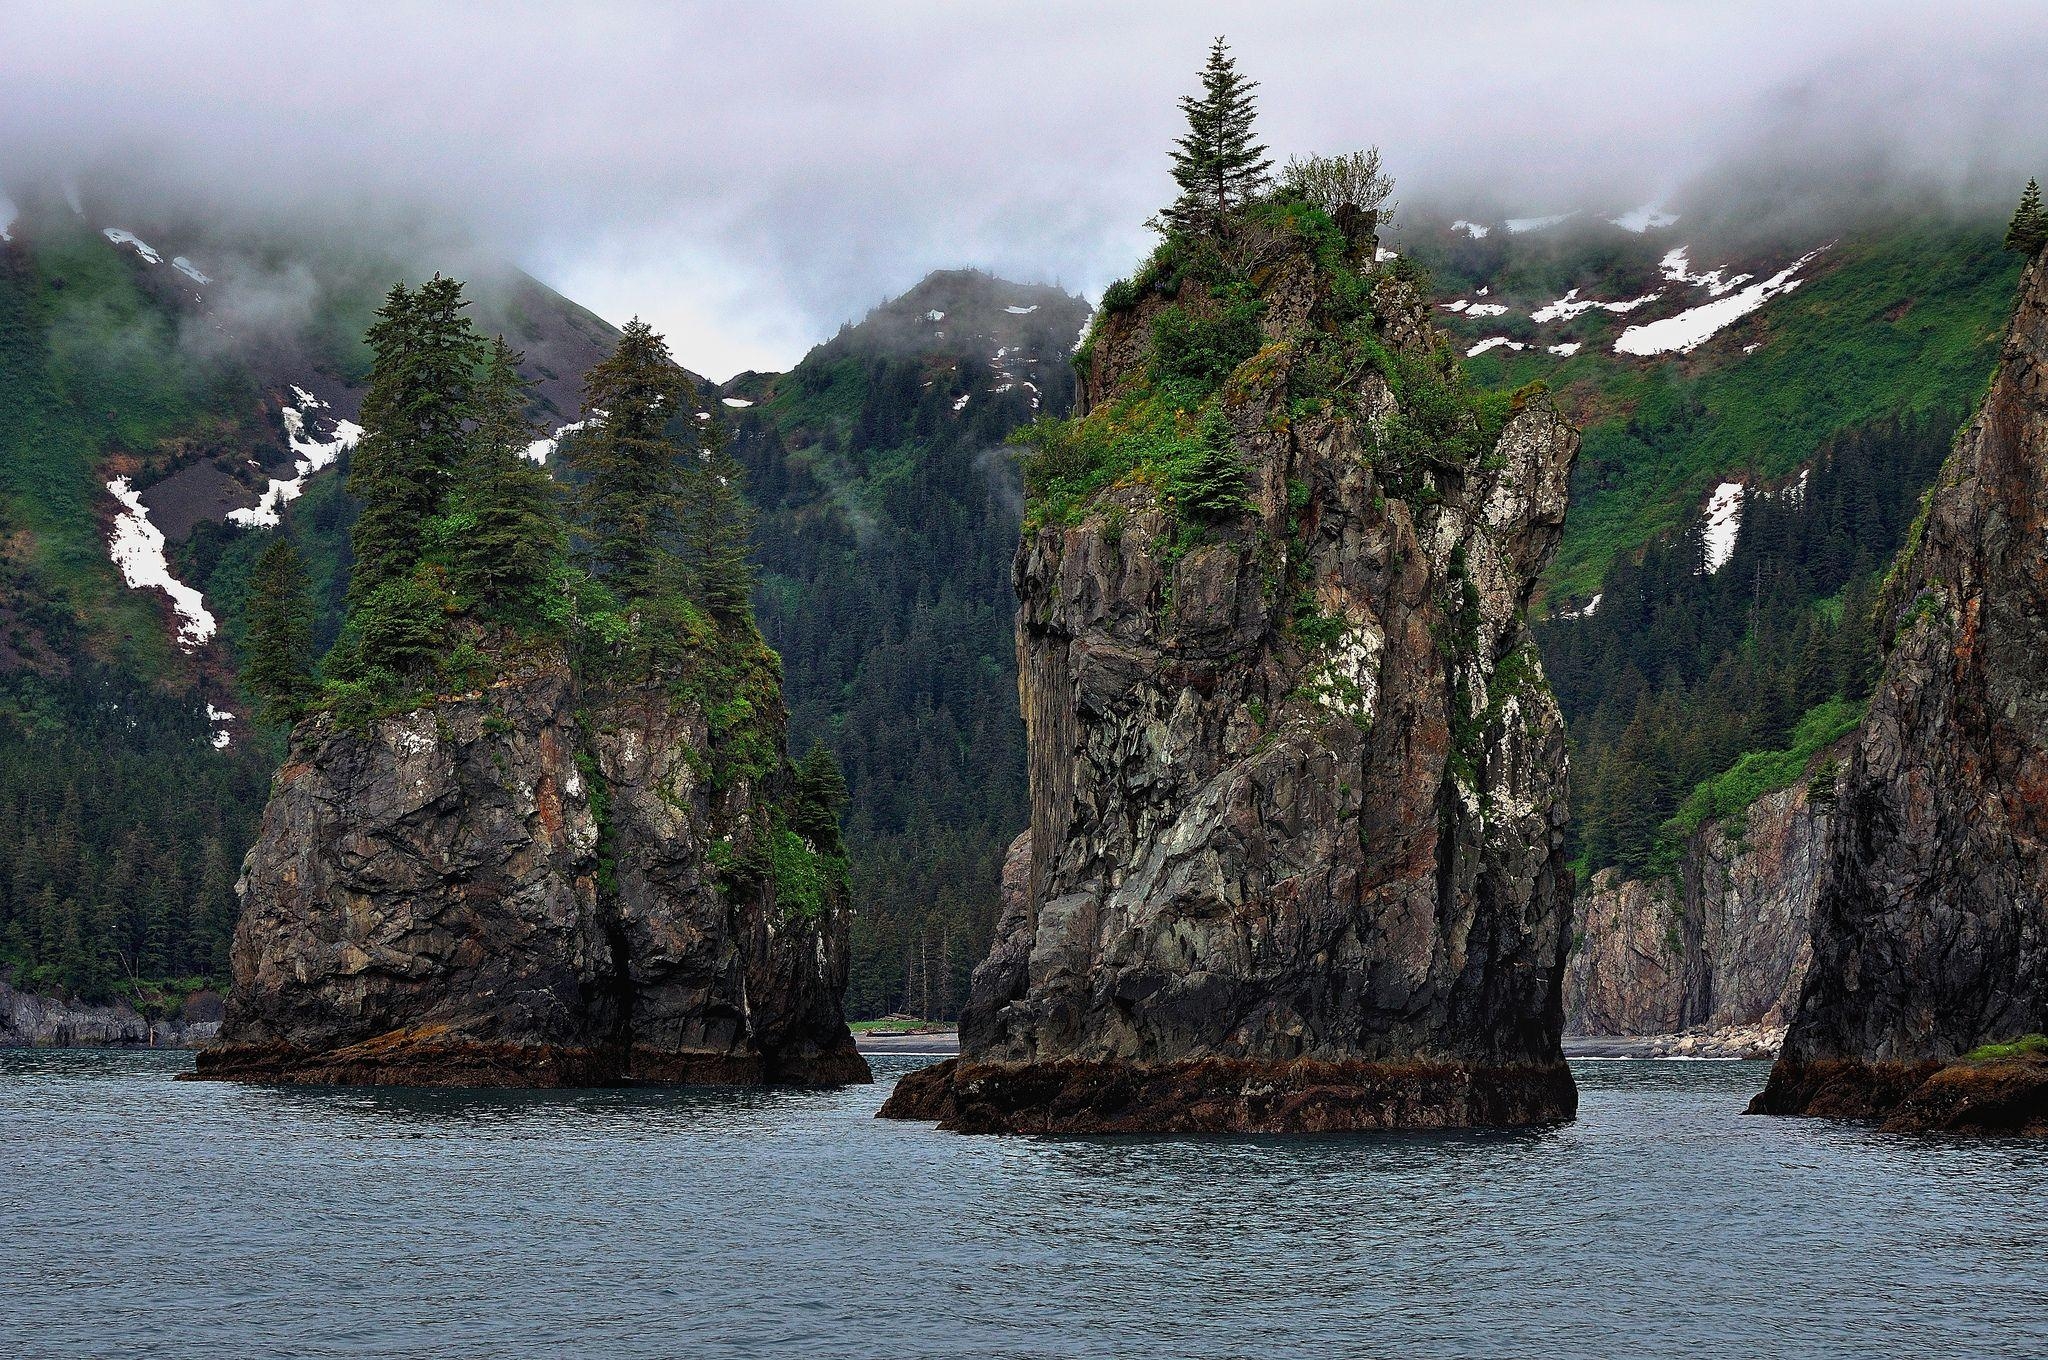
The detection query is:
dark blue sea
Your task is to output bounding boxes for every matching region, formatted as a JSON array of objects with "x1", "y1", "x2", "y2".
[{"x1": 3, "y1": 1050, "x2": 2044, "y2": 1358}]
